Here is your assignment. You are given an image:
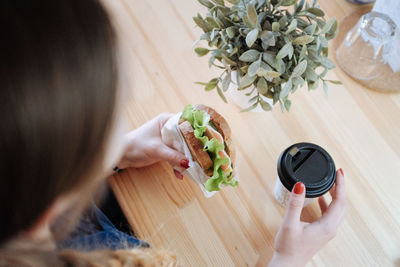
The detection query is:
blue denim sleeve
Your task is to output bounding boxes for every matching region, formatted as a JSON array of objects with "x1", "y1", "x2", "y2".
[{"x1": 58, "y1": 203, "x2": 149, "y2": 251}]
